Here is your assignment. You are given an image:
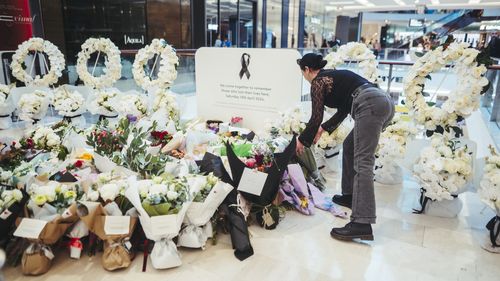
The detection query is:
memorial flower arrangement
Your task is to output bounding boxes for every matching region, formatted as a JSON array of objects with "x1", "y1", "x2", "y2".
[
  {"x1": 88, "y1": 89, "x2": 119, "y2": 116},
  {"x1": 76, "y1": 38, "x2": 122, "y2": 89},
  {"x1": 17, "y1": 90, "x2": 50, "y2": 122},
  {"x1": 151, "y1": 89, "x2": 179, "y2": 122},
  {"x1": 139, "y1": 176, "x2": 190, "y2": 216},
  {"x1": 132, "y1": 38, "x2": 179, "y2": 91},
  {"x1": 479, "y1": 145, "x2": 500, "y2": 213},
  {"x1": 192, "y1": 173, "x2": 219, "y2": 203},
  {"x1": 0, "y1": 189, "x2": 24, "y2": 212},
  {"x1": 403, "y1": 38, "x2": 491, "y2": 136},
  {"x1": 413, "y1": 135, "x2": 473, "y2": 201},
  {"x1": 0, "y1": 84, "x2": 10, "y2": 107},
  {"x1": 316, "y1": 124, "x2": 349, "y2": 149},
  {"x1": 21, "y1": 123, "x2": 70, "y2": 160},
  {"x1": 53, "y1": 87, "x2": 85, "y2": 117},
  {"x1": 267, "y1": 106, "x2": 307, "y2": 136},
  {"x1": 10, "y1": 38, "x2": 65, "y2": 87},
  {"x1": 113, "y1": 94, "x2": 148, "y2": 119},
  {"x1": 28, "y1": 182, "x2": 79, "y2": 212},
  {"x1": 325, "y1": 42, "x2": 379, "y2": 83},
  {"x1": 376, "y1": 114, "x2": 419, "y2": 167}
]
